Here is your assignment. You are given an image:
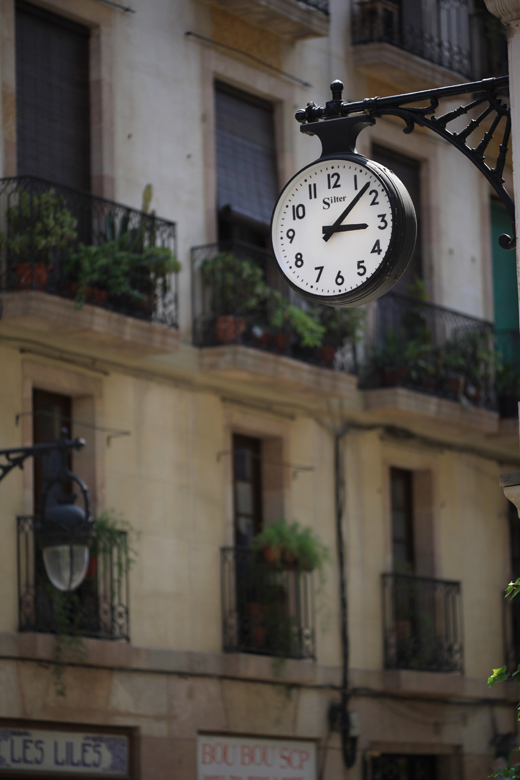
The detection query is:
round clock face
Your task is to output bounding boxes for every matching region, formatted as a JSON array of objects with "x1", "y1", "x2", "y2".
[{"x1": 271, "y1": 155, "x2": 417, "y2": 306}]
